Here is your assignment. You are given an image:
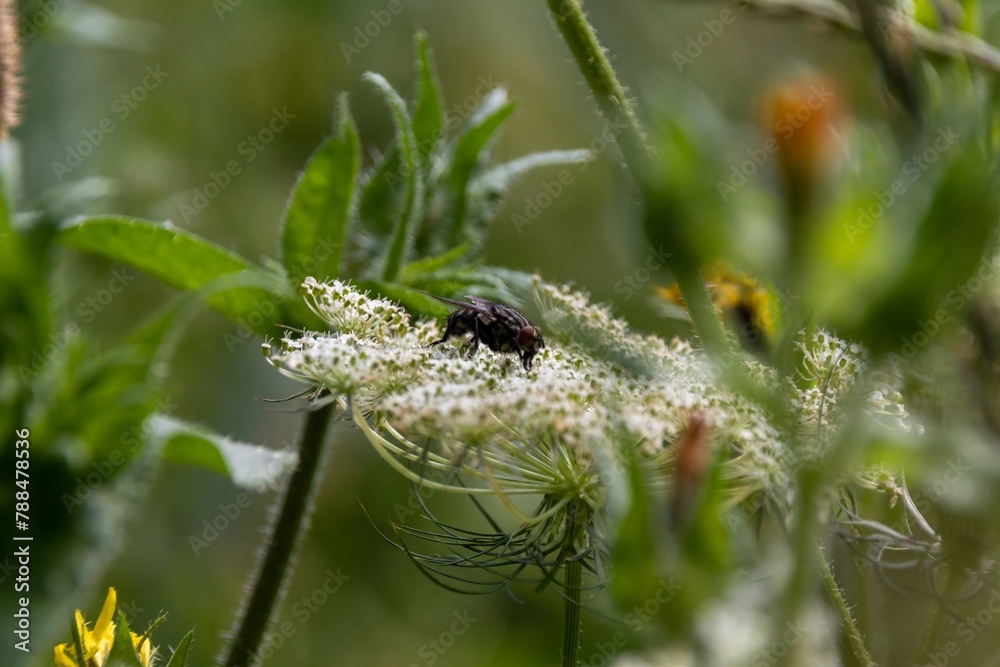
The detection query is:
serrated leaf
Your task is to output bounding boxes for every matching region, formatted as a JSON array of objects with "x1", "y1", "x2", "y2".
[
  {"x1": 280, "y1": 93, "x2": 360, "y2": 287},
  {"x1": 163, "y1": 630, "x2": 194, "y2": 667},
  {"x1": 444, "y1": 93, "x2": 516, "y2": 247},
  {"x1": 151, "y1": 414, "x2": 297, "y2": 491},
  {"x1": 58, "y1": 217, "x2": 283, "y2": 330},
  {"x1": 412, "y1": 32, "x2": 444, "y2": 166},
  {"x1": 106, "y1": 613, "x2": 145, "y2": 667},
  {"x1": 364, "y1": 73, "x2": 424, "y2": 282}
]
